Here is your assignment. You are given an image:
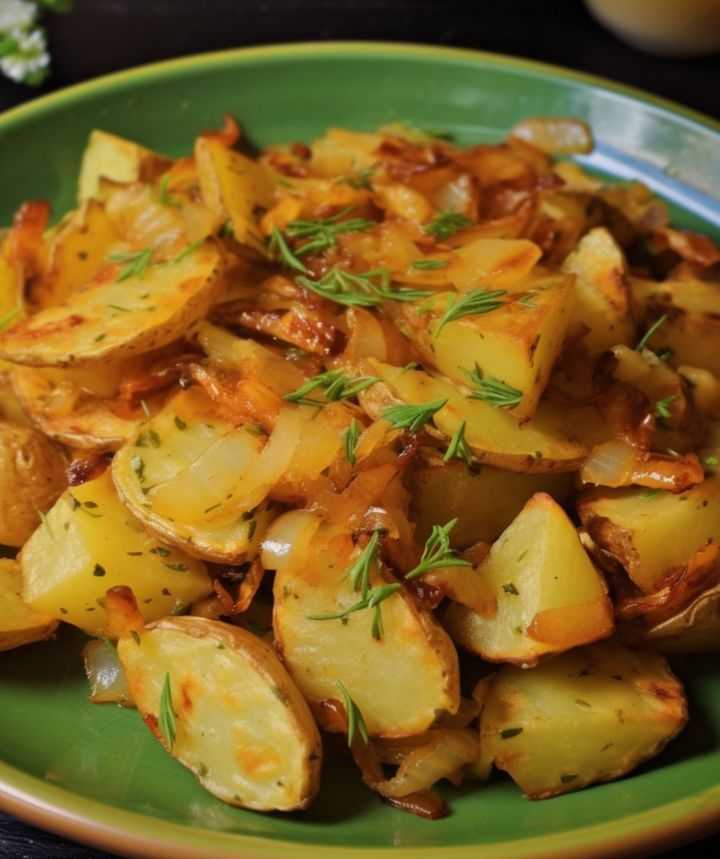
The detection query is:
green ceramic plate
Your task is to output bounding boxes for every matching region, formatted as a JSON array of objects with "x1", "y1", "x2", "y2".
[{"x1": 1, "y1": 42, "x2": 719, "y2": 859}]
